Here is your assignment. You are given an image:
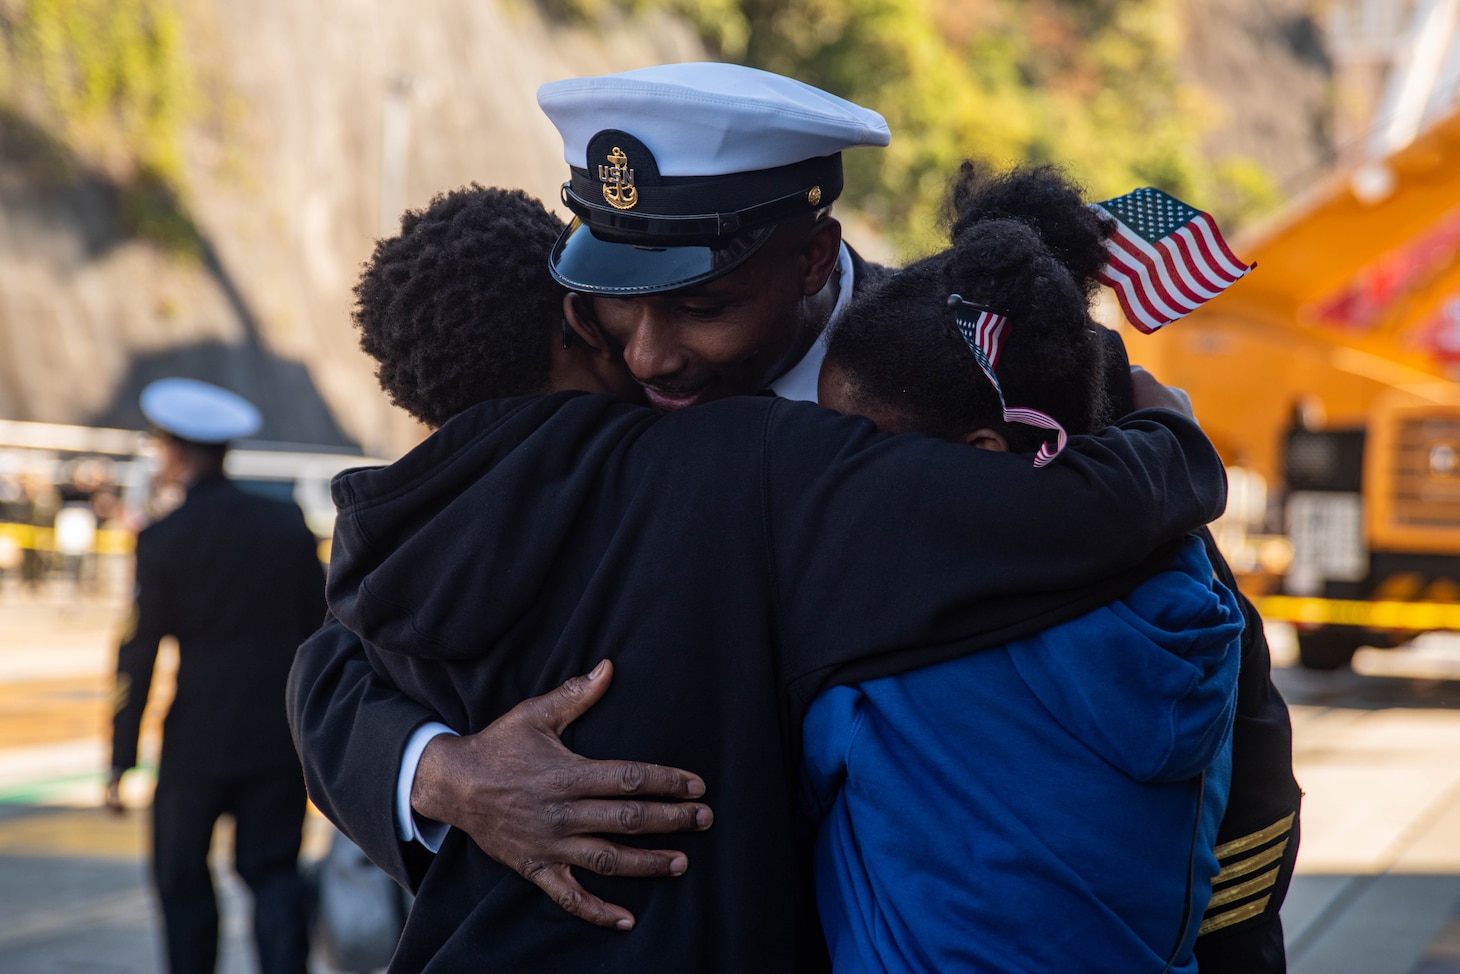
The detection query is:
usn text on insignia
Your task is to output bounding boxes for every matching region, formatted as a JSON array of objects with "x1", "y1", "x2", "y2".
[{"x1": 599, "y1": 147, "x2": 638, "y2": 210}]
